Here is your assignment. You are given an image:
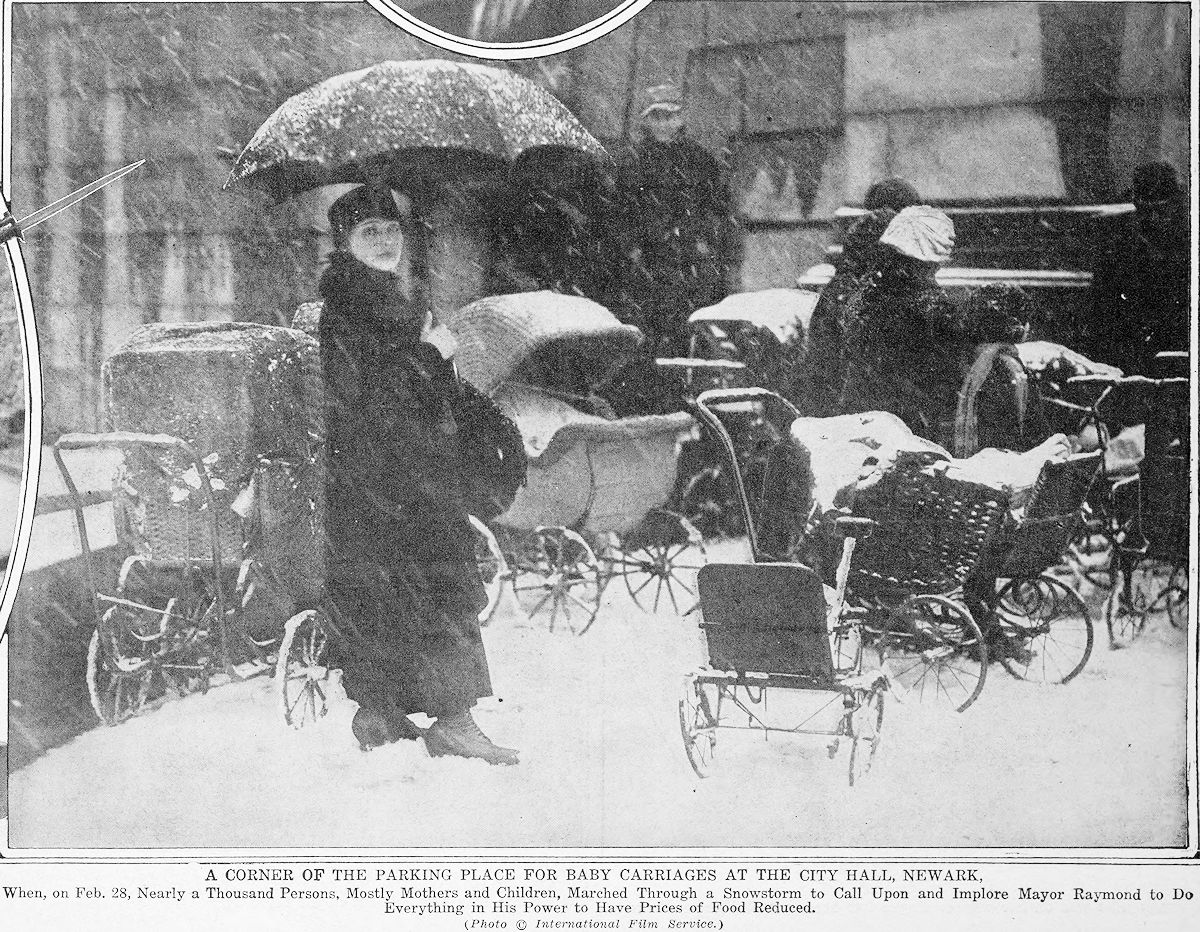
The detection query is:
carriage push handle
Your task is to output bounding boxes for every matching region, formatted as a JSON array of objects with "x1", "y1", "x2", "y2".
[
  {"x1": 694, "y1": 388, "x2": 803, "y2": 562},
  {"x1": 1066, "y1": 374, "x2": 1189, "y2": 388},
  {"x1": 52, "y1": 430, "x2": 234, "y2": 663}
]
